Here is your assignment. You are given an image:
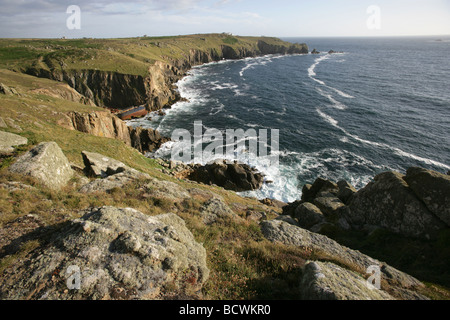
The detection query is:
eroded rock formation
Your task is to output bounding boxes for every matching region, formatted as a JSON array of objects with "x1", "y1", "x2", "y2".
[
  {"x1": 0, "y1": 206, "x2": 209, "y2": 300},
  {"x1": 59, "y1": 111, "x2": 170, "y2": 154}
]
